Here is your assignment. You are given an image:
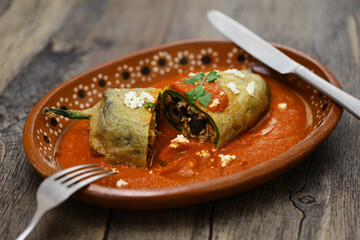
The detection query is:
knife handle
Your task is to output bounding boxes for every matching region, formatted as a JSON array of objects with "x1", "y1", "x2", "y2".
[{"x1": 293, "y1": 66, "x2": 360, "y2": 119}]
